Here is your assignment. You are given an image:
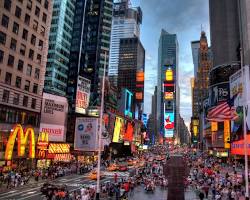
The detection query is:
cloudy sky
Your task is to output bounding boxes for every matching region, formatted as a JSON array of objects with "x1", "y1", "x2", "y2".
[{"x1": 131, "y1": 0, "x2": 210, "y2": 126}]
